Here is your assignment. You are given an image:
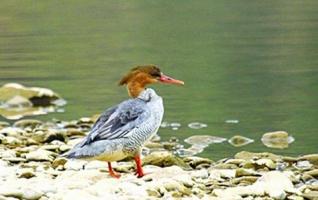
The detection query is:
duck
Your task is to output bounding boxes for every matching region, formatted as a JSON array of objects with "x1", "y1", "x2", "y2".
[{"x1": 64, "y1": 65, "x2": 184, "y2": 178}]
